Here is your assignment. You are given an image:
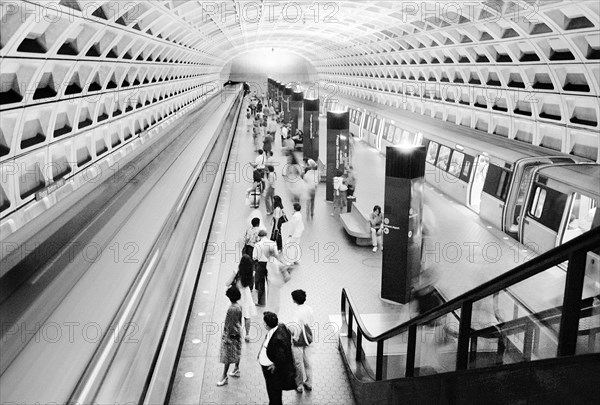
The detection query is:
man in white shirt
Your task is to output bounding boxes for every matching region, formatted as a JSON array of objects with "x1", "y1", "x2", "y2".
[
  {"x1": 258, "y1": 312, "x2": 296, "y2": 405},
  {"x1": 280, "y1": 124, "x2": 289, "y2": 142},
  {"x1": 253, "y1": 230, "x2": 278, "y2": 306},
  {"x1": 290, "y1": 289, "x2": 315, "y2": 393},
  {"x1": 282, "y1": 203, "x2": 305, "y2": 264},
  {"x1": 254, "y1": 149, "x2": 267, "y2": 171}
]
